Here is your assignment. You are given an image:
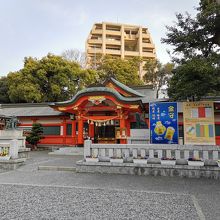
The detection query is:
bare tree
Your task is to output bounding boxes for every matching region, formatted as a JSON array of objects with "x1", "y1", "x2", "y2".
[
  {"x1": 143, "y1": 59, "x2": 174, "y2": 99},
  {"x1": 62, "y1": 49, "x2": 86, "y2": 68}
]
